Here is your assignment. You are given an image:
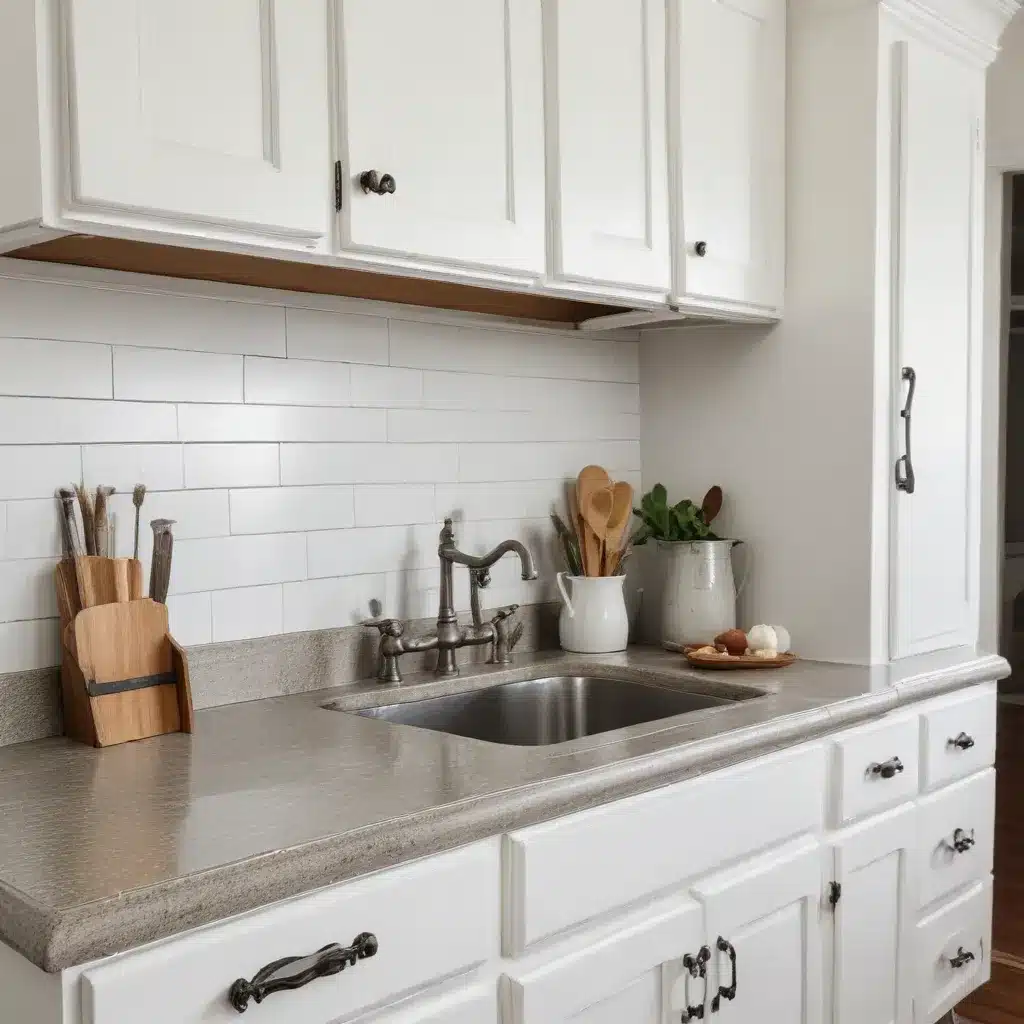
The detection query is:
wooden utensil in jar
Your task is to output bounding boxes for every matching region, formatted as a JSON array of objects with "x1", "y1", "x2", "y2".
[
  {"x1": 603, "y1": 481, "x2": 633, "y2": 575},
  {"x1": 582, "y1": 487, "x2": 613, "y2": 577}
]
